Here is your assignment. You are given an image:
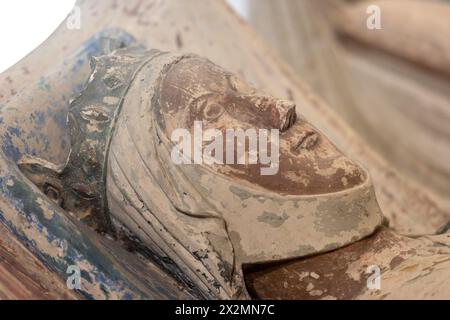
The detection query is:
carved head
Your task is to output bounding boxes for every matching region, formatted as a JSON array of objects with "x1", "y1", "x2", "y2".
[
  {"x1": 109, "y1": 50, "x2": 383, "y2": 298},
  {"x1": 19, "y1": 48, "x2": 383, "y2": 299},
  {"x1": 159, "y1": 57, "x2": 367, "y2": 195}
]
